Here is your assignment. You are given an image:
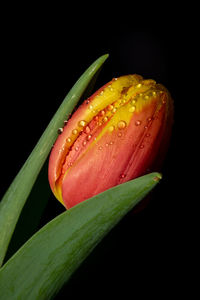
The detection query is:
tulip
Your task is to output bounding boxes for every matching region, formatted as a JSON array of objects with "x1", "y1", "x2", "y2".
[{"x1": 48, "y1": 74, "x2": 173, "y2": 209}]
